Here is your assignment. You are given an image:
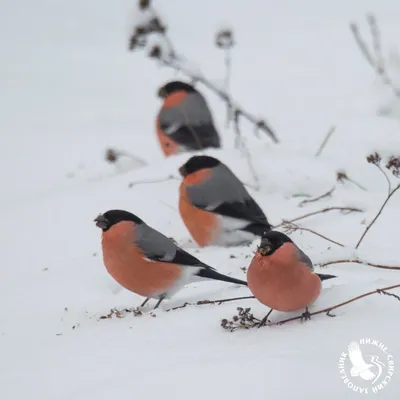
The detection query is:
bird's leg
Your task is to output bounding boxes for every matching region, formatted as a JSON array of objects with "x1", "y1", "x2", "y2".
[
  {"x1": 153, "y1": 295, "x2": 166, "y2": 310},
  {"x1": 300, "y1": 307, "x2": 312, "y2": 322},
  {"x1": 257, "y1": 309, "x2": 274, "y2": 328},
  {"x1": 140, "y1": 298, "x2": 150, "y2": 308}
]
